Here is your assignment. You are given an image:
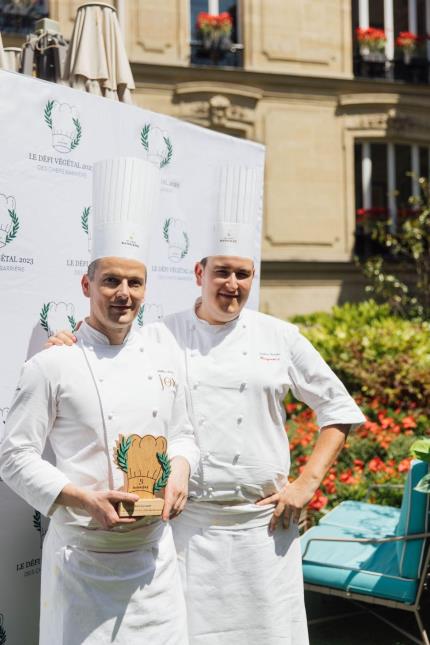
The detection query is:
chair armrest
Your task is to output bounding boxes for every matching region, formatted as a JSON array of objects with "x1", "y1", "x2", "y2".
[{"x1": 302, "y1": 532, "x2": 430, "y2": 560}]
